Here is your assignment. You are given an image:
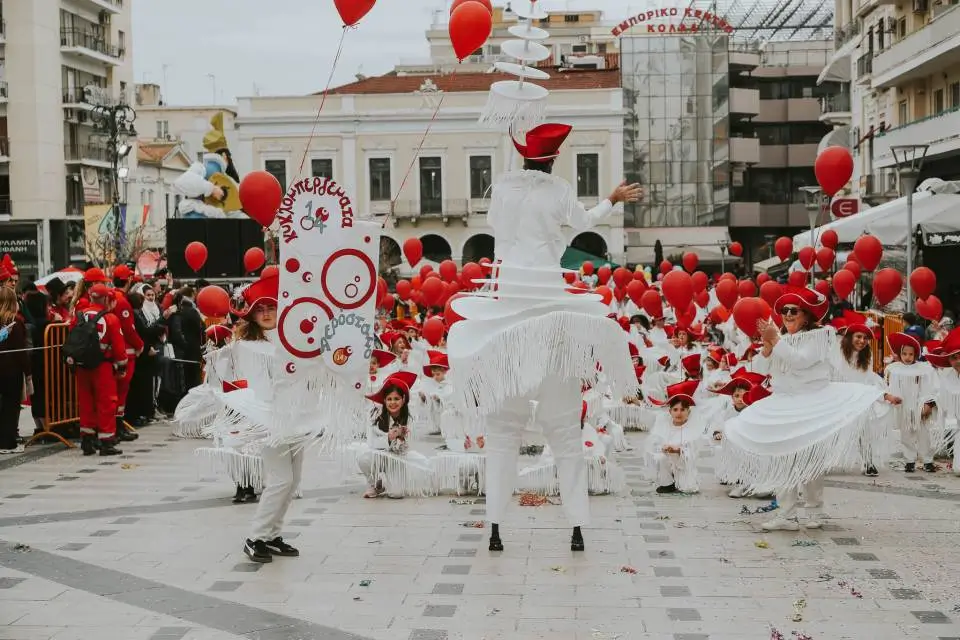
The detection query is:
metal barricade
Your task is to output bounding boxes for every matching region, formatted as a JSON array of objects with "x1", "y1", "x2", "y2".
[{"x1": 25, "y1": 323, "x2": 77, "y2": 448}]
